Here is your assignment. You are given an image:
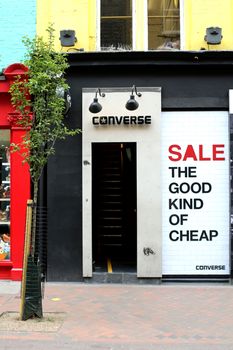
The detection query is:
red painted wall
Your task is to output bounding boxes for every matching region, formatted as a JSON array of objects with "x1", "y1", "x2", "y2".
[{"x1": 0, "y1": 64, "x2": 30, "y2": 280}]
